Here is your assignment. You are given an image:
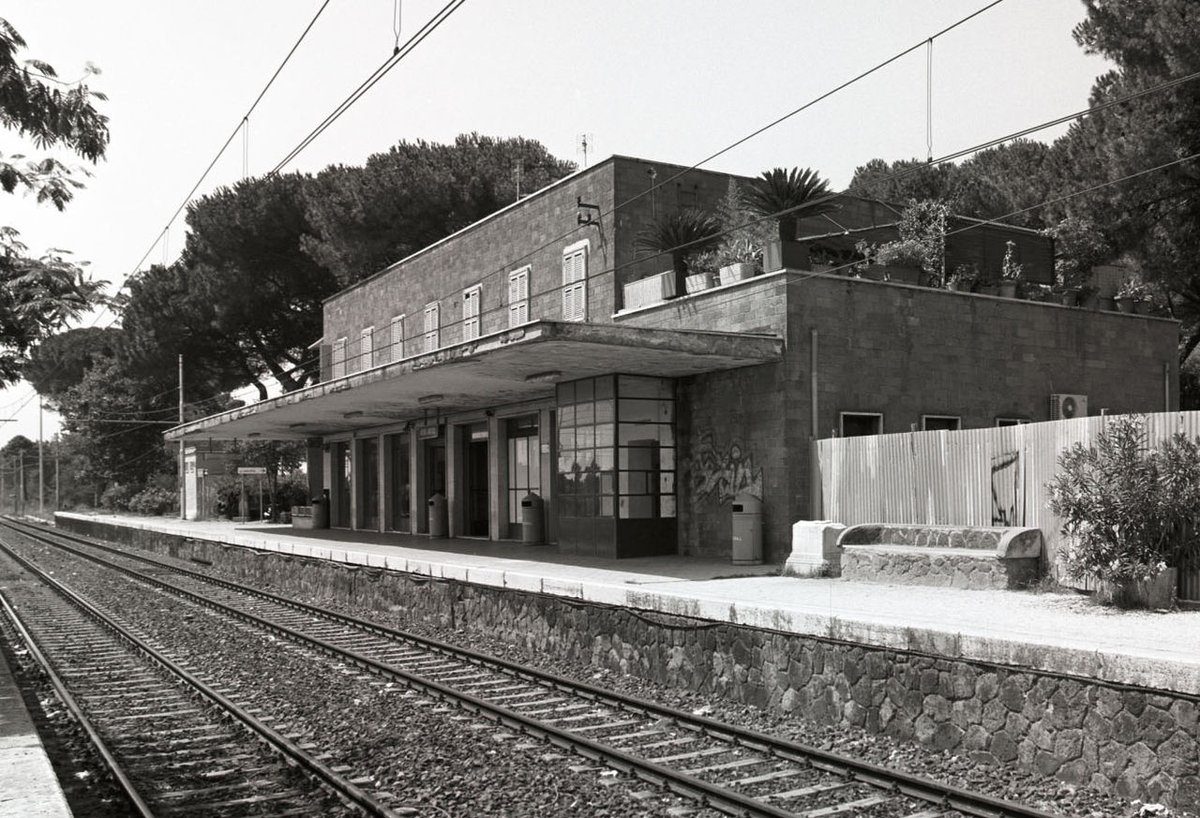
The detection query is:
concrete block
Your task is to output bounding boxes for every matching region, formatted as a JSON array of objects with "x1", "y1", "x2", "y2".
[{"x1": 784, "y1": 520, "x2": 846, "y2": 577}]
